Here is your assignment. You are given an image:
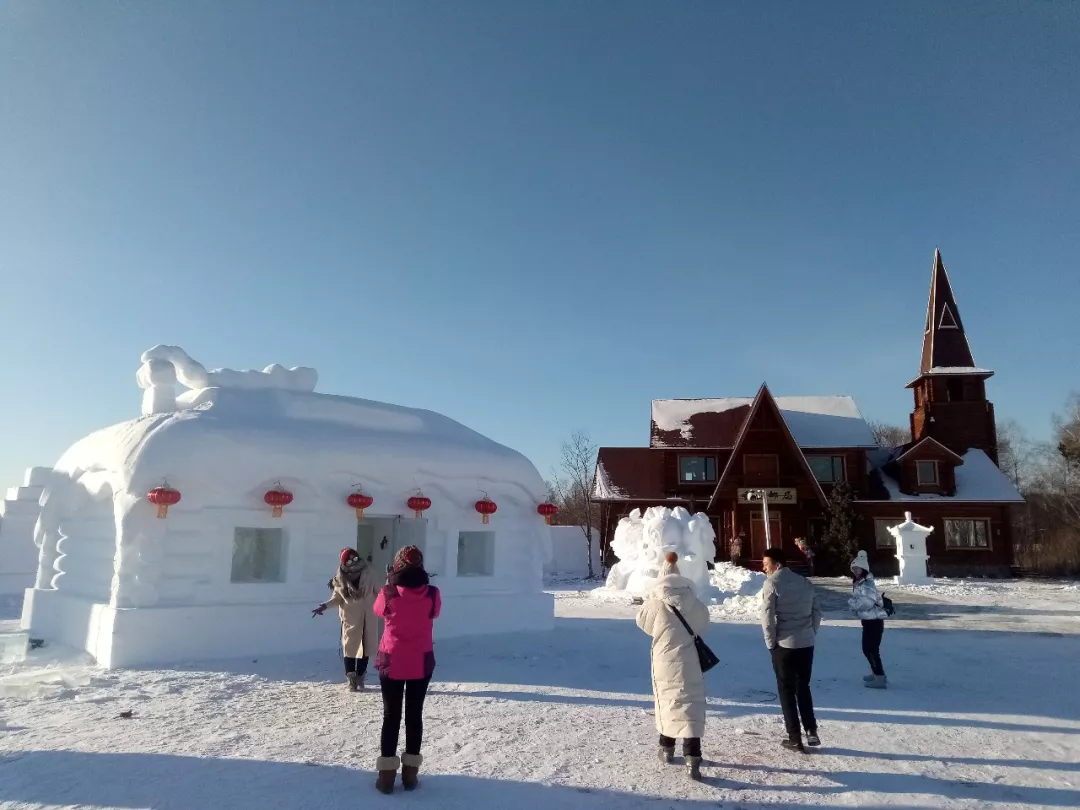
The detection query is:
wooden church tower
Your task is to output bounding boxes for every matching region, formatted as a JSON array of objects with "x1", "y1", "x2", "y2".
[{"x1": 907, "y1": 250, "x2": 999, "y2": 463}]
